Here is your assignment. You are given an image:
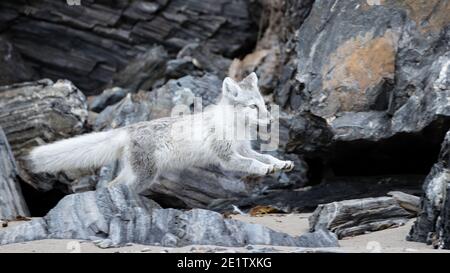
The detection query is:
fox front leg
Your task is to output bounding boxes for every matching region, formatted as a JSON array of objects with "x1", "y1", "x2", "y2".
[
  {"x1": 219, "y1": 153, "x2": 276, "y2": 176},
  {"x1": 239, "y1": 146, "x2": 294, "y2": 172}
]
